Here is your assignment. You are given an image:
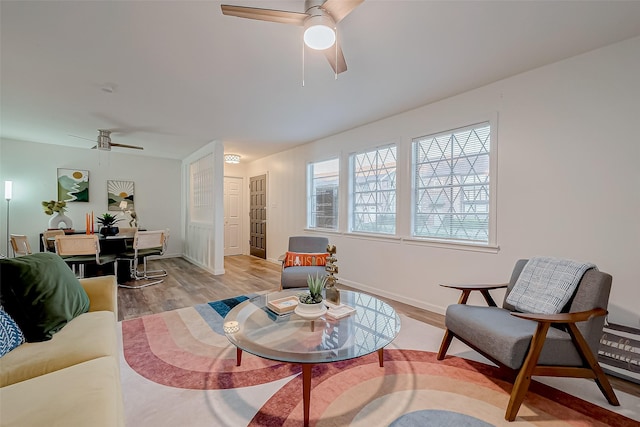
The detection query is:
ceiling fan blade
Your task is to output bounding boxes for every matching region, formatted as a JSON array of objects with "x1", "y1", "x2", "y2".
[
  {"x1": 321, "y1": 0, "x2": 364, "y2": 23},
  {"x1": 110, "y1": 143, "x2": 144, "y2": 150},
  {"x1": 221, "y1": 5, "x2": 307, "y2": 26},
  {"x1": 324, "y1": 40, "x2": 347, "y2": 74},
  {"x1": 69, "y1": 134, "x2": 98, "y2": 143}
]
